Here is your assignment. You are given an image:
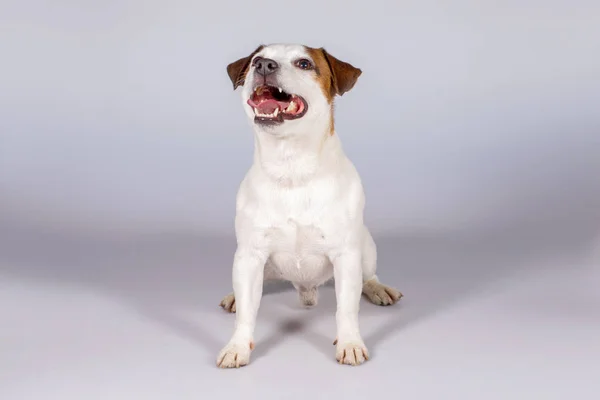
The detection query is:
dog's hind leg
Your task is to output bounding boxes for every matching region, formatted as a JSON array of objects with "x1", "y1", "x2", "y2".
[
  {"x1": 219, "y1": 260, "x2": 279, "y2": 313},
  {"x1": 360, "y1": 228, "x2": 403, "y2": 306}
]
